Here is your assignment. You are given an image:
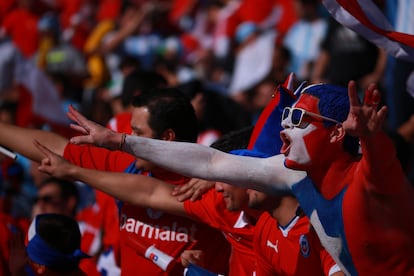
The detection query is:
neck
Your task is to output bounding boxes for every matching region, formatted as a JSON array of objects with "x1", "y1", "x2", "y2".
[
  {"x1": 271, "y1": 196, "x2": 300, "y2": 227},
  {"x1": 245, "y1": 208, "x2": 263, "y2": 224},
  {"x1": 308, "y1": 151, "x2": 357, "y2": 199}
]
